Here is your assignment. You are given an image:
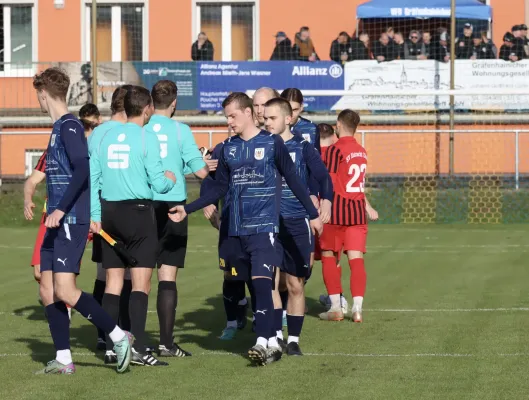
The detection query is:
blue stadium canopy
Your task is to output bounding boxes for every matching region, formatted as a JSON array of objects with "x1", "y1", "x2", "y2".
[{"x1": 357, "y1": 0, "x2": 492, "y2": 20}]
